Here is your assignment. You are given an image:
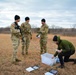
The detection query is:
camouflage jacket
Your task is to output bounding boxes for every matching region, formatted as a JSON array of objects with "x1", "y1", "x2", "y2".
[
  {"x1": 38, "y1": 24, "x2": 49, "y2": 39},
  {"x1": 10, "y1": 22, "x2": 21, "y2": 38},
  {"x1": 20, "y1": 22, "x2": 32, "y2": 37}
]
